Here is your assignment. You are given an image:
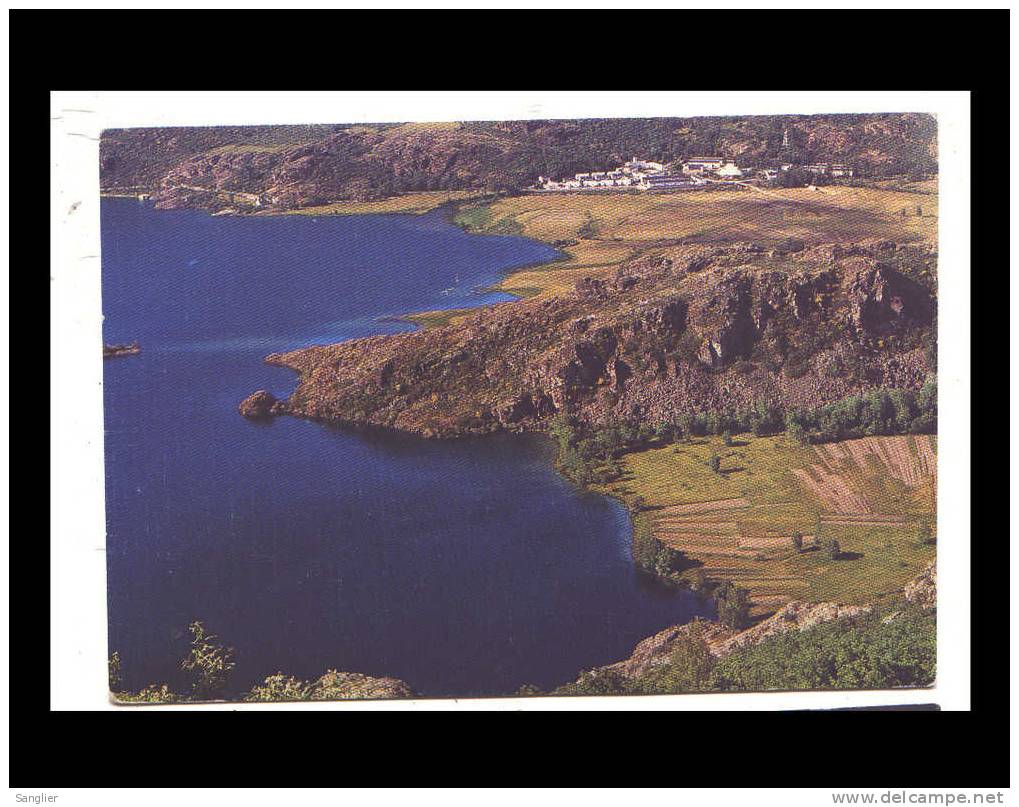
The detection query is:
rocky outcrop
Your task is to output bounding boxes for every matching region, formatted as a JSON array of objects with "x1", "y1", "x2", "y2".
[
  {"x1": 713, "y1": 601, "x2": 872, "y2": 656},
  {"x1": 904, "y1": 561, "x2": 937, "y2": 610},
  {"x1": 305, "y1": 670, "x2": 414, "y2": 700},
  {"x1": 101, "y1": 115, "x2": 938, "y2": 212},
  {"x1": 565, "y1": 562, "x2": 933, "y2": 689},
  {"x1": 259, "y1": 241, "x2": 935, "y2": 437},
  {"x1": 238, "y1": 390, "x2": 285, "y2": 419},
  {"x1": 595, "y1": 601, "x2": 873, "y2": 681},
  {"x1": 103, "y1": 342, "x2": 140, "y2": 359}
]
